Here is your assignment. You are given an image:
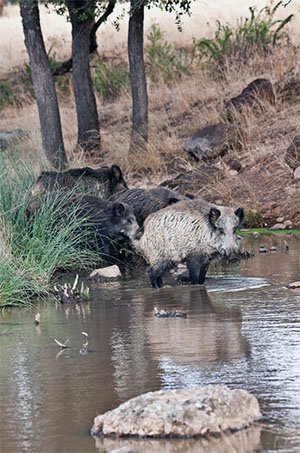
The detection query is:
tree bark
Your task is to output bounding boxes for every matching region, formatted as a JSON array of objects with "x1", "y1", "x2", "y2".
[
  {"x1": 52, "y1": 1, "x2": 116, "y2": 77},
  {"x1": 66, "y1": 0, "x2": 100, "y2": 156},
  {"x1": 128, "y1": 1, "x2": 148, "y2": 153},
  {"x1": 20, "y1": 0, "x2": 67, "y2": 170},
  {"x1": 0, "y1": 0, "x2": 4, "y2": 17}
]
